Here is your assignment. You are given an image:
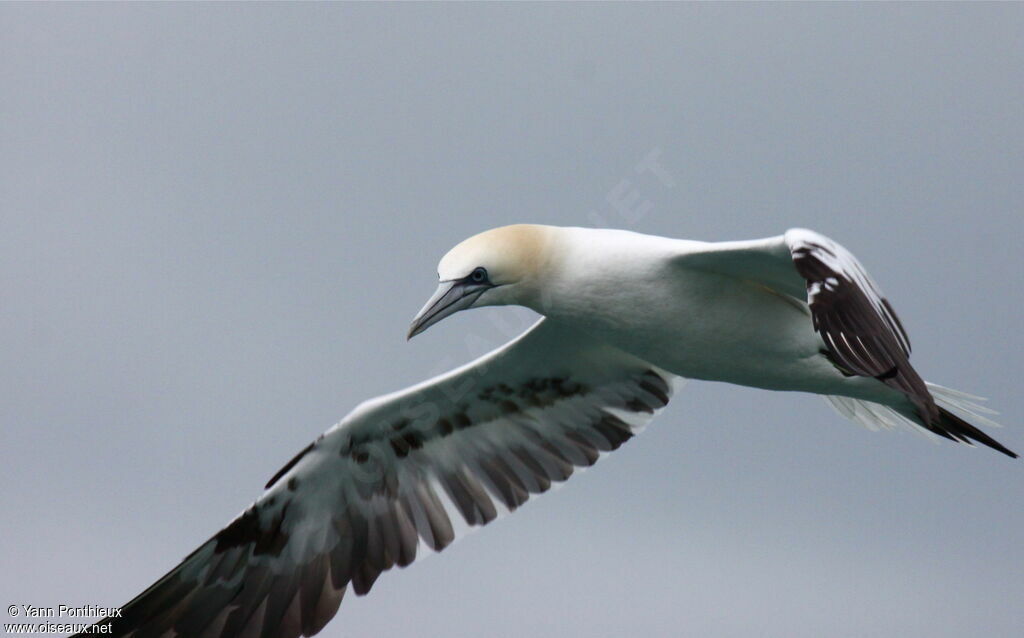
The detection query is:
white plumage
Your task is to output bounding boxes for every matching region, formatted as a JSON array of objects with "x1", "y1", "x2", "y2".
[{"x1": 75, "y1": 225, "x2": 1014, "y2": 638}]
